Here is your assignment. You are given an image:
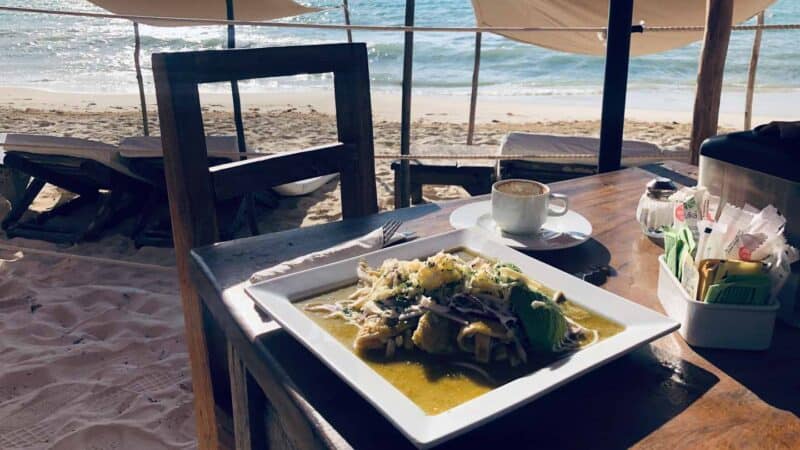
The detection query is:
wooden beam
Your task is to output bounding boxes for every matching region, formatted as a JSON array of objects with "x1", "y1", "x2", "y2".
[
  {"x1": 152, "y1": 56, "x2": 221, "y2": 450},
  {"x1": 689, "y1": 0, "x2": 734, "y2": 165},
  {"x1": 597, "y1": 0, "x2": 635, "y2": 173},
  {"x1": 397, "y1": 0, "x2": 415, "y2": 208},
  {"x1": 210, "y1": 144, "x2": 345, "y2": 201},
  {"x1": 342, "y1": 0, "x2": 352, "y2": 43},
  {"x1": 744, "y1": 11, "x2": 765, "y2": 130},
  {"x1": 228, "y1": 345, "x2": 266, "y2": 450},
  {"x1": 466, "y1": 32, "x2": 482, "y2": 146},
  {"x1": 158, "y1": 44, "x2": 363, "y2": 85},
  {"x1": 133, "y1": 22, "x2": 149, "y2": 136},
  {"x1": 333, "y1": 46, "x2": 379, "y2": 218}
]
